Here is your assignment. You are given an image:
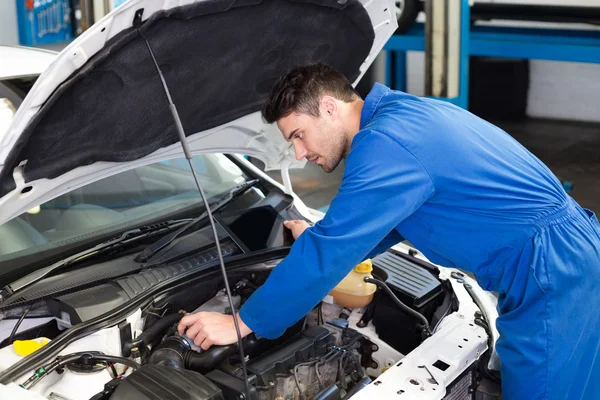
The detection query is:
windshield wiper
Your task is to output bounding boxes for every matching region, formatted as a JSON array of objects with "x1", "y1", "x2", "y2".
[
  {"x1": 134, "y1": 179, "x2": 259, "y2": 263},
  {"x1": 0, "y1": 219, "x2": 191, "y2": 304}
]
